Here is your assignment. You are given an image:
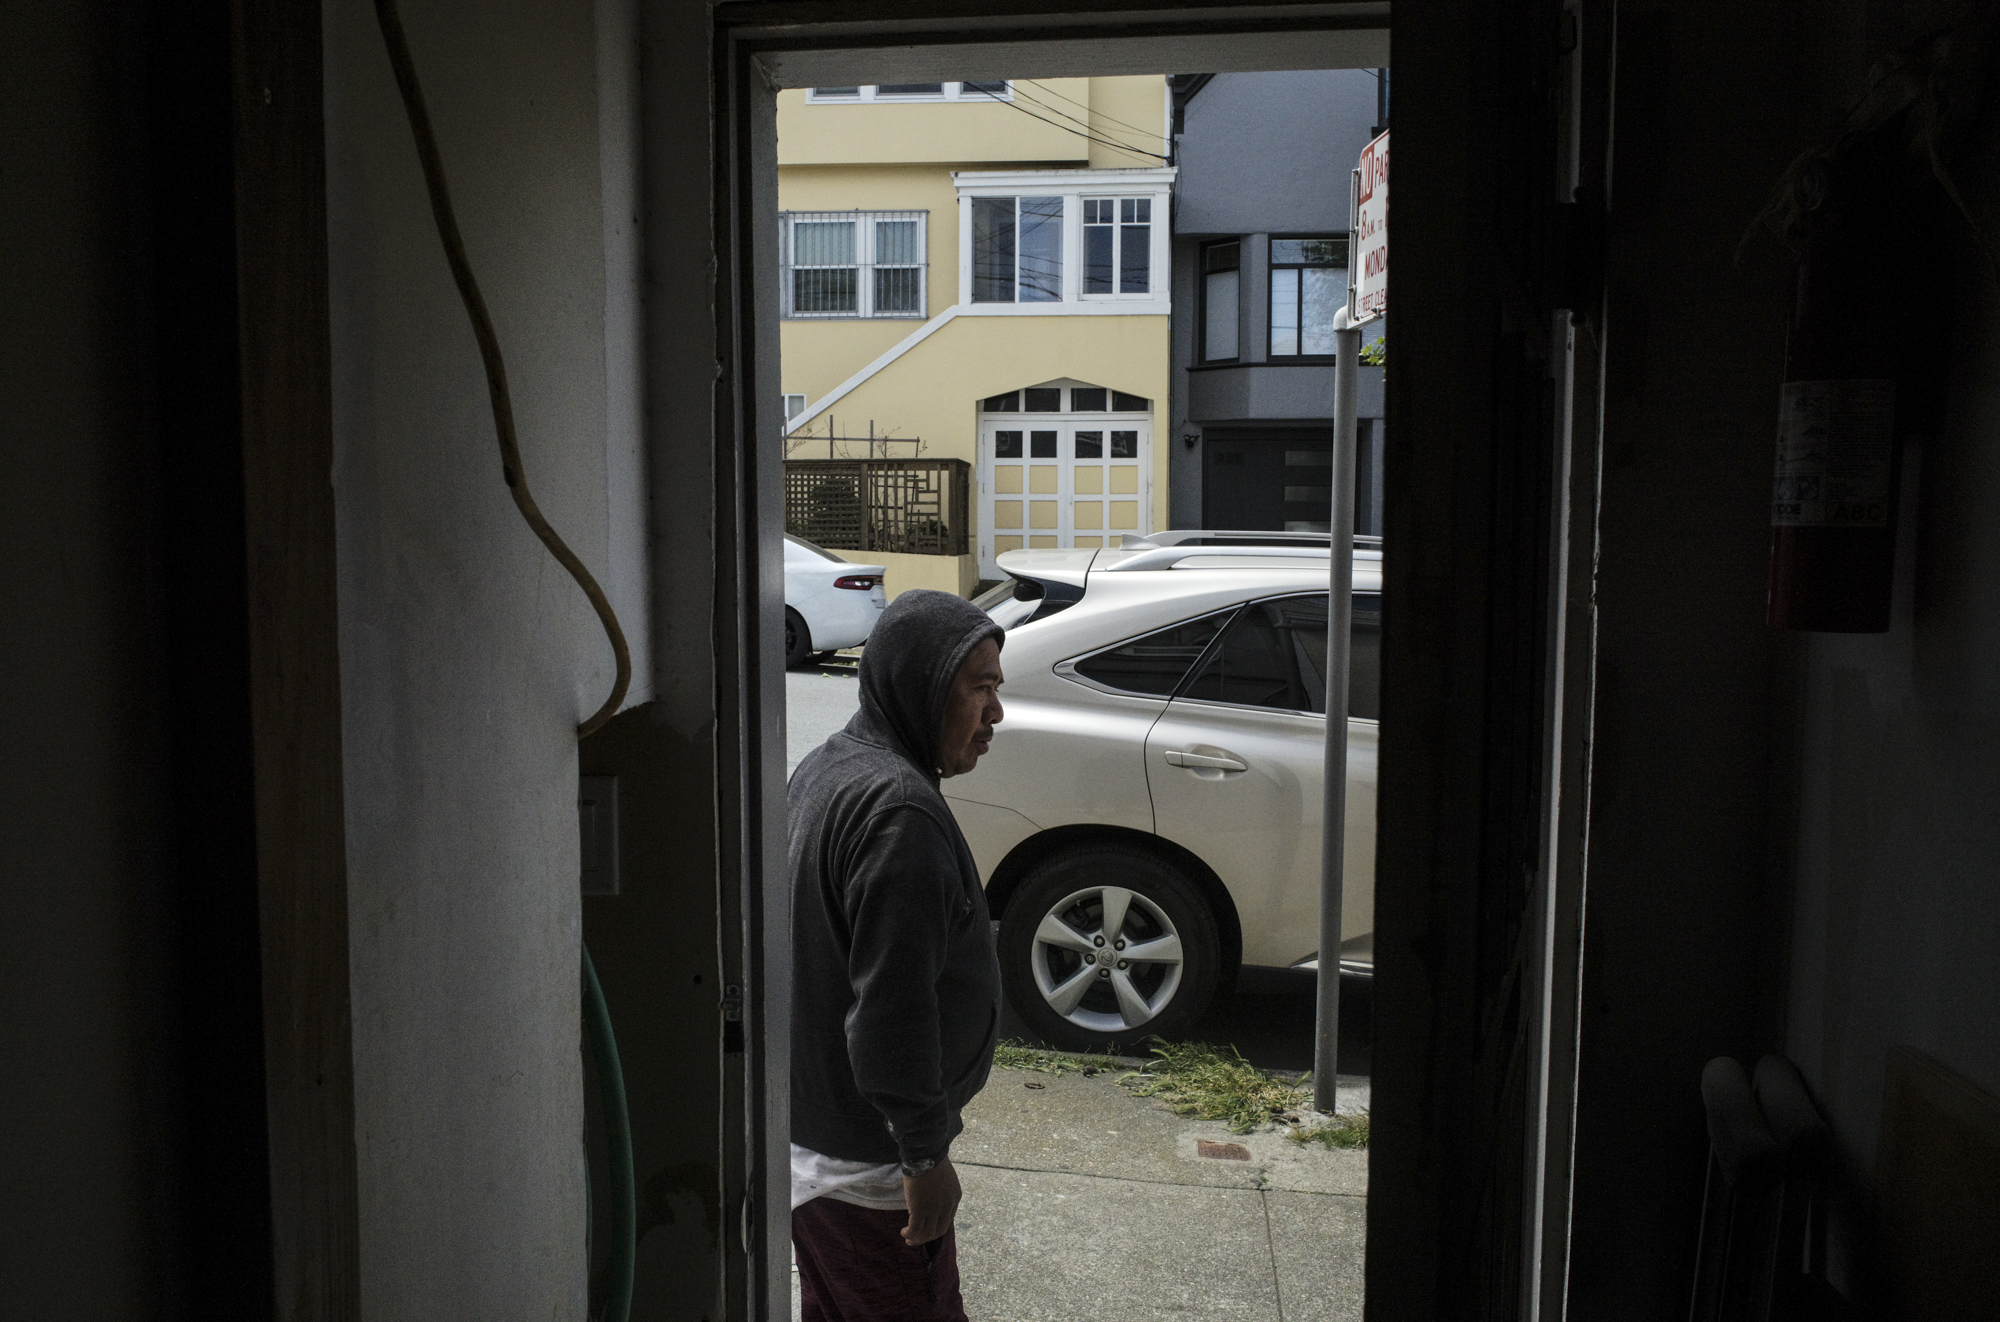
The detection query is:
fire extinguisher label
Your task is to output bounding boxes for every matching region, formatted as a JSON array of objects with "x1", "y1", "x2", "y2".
[{"x1": 1771, "y1": 379, "x2": 1896, "y2": 527}]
